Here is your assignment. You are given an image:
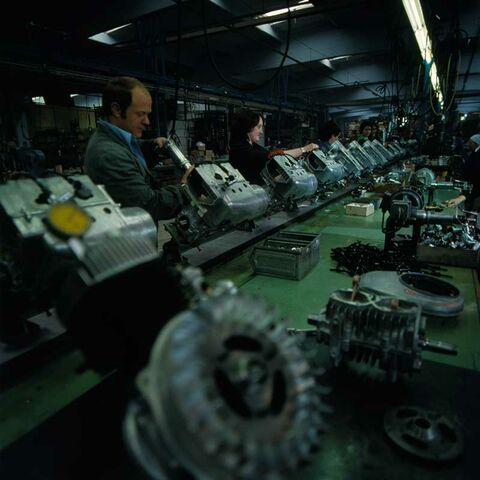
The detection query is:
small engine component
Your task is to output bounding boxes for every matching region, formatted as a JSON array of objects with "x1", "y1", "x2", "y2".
[
  {"x1": 347, "y1": 140, "x2": 377, "y2": 170},
  {"x1": 384, "y1": 406, "x2": 463, "y2": 462},
  {"x1": 413, "y1": 167, "x2": 436, "y2": 187},
  {"x1": 329, "y1": 141, "x2": 364, "y2": 177},
  {"x1": 362, "y1": 140, "x2": 388, "y2": 166},
  {"x1": 164, "y1": 137, "x2": 192, "y2": 171},
  {"x1": 0, "y1": 175, "x2": 156, "y2": 343},
  {"x1": 386, "y1": 142, "x2": 406, "y2": 158},
  {"x1": 301, "y1": 150, "x2": 346, "y2": 186},
  {"x1": 359, "y1": 270, "x2": 464, "y2": 317},
  {"x1": 124, "y1": 293, "x2": 327, "y2": 480},
  {"x1": 371, "y1": 139, "x2": 395, "y2": 162},
  {"x1": 296, "y1": 288, "x2": 457, "y2": 382},
  {"x1": 262, "y1": 154, "x2": 318, "y2": 205},
  {"x1": 166, "y1": 161, "x2": 269, "y2": 245}
]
